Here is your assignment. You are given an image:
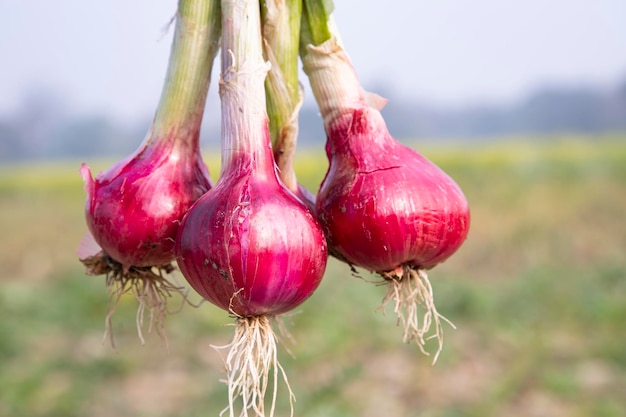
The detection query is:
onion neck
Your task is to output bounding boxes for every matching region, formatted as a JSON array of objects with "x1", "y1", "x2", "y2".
[
  {"x1": 300, "y1": 0, "x2": 367, "y2": 129},
  {"x1": 220, "y1": 0, "x2": 274, "y2": 179},
  {"x1": 150, "y1": 0, "x2": 221, "y2": 153}
]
